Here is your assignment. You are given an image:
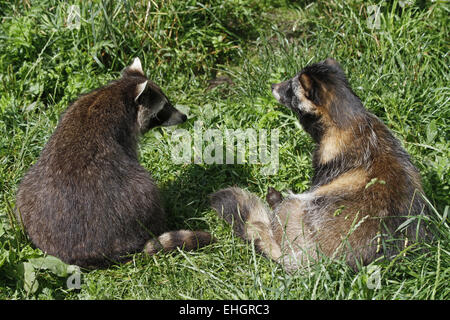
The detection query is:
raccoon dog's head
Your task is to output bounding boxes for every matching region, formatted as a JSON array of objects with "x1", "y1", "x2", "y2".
[
  {"x1": 123, "y1": 57, "x2": 187, "y2": 134},
  {"x1": 271, "y1": 58, "x2": 365, "y2": 141}
]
